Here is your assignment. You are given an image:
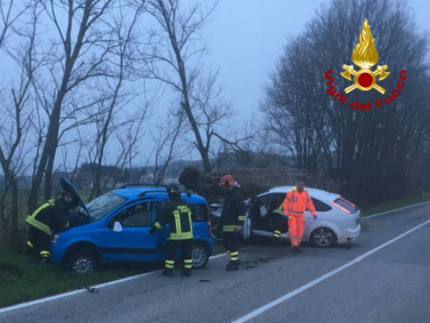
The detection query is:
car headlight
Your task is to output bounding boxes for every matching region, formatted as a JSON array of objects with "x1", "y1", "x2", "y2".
[{"x1": 52, "y1": 234, "x2": 60, "y2": 243}]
